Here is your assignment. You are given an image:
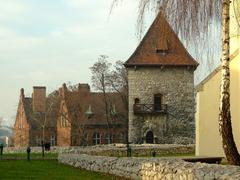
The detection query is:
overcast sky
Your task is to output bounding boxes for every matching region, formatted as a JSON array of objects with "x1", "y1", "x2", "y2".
[
  {"x1": 0, "y1": 0, "x2": 220, "y2": 126},
  {"x1": 0, "y1": 0, "x2": 145, "y2": 126}
]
